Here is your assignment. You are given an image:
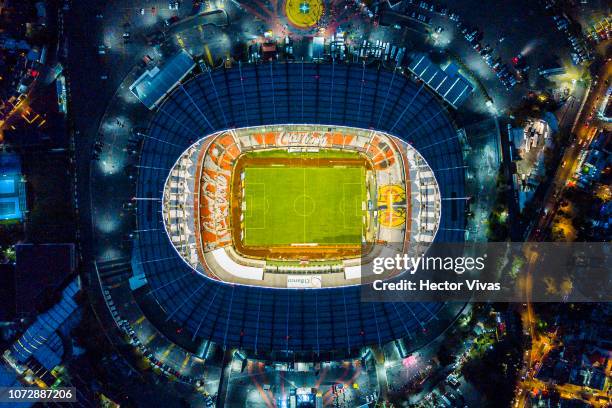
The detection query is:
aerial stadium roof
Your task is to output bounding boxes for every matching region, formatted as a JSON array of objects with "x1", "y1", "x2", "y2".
[
  {"x1": 406, "y1": 53, "x2": 474, "y2": 109},
  {"x1": 133, "y1": 61, "x2": 466, "y2": 360},
  {"x1": 129, "y1": 49, "x2": 196, "y2": 109}
]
